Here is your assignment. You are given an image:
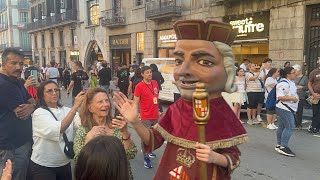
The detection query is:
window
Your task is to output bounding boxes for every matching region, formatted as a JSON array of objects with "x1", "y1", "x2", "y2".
[
  {"x1": 50, "y1": 32, "x2": 54, "y2": 47},
  {"x1": 59, "y1": 31, "x2": 64, "y2": 47},
  {"x1": 61, "y1": 0, "x2": 65, "y2": 9},
  {"x1": 41, "y1": 34, "x2": 45, "y2": 48},
  {"x1": 137, "y1": 32, "x2": 144, "y2": 51},
  {"x1": 19, "y1": 12, "x2": 28, "y2": 23},
  {"x1": 20, "y1": 31, "x2": 31, "y2": 50},
  {"x1": 71, "y1": 29, "x2": 75, "y2": 46},
  {"x1": 135, "y1": 0, "x2": 143, "y2": 6},
  {"x1": 87, "y1": 0, "x2": 100, "y2": 25},
  {"x1": 34, "y1": 35, "x2": 38, "y2": 48}
]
